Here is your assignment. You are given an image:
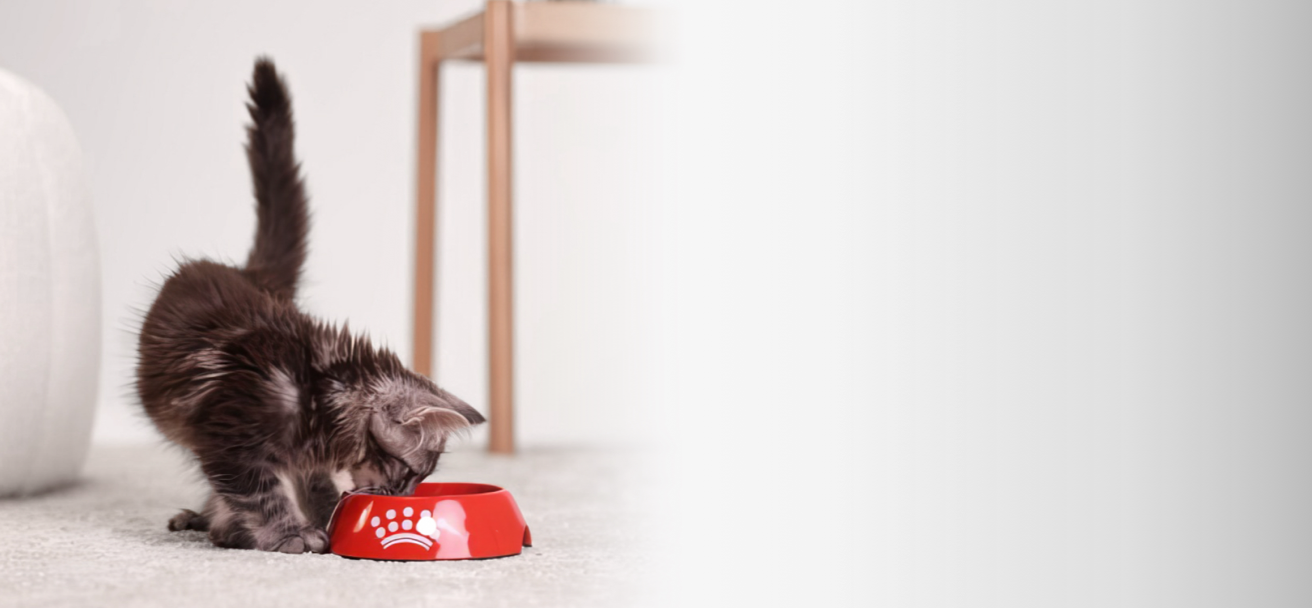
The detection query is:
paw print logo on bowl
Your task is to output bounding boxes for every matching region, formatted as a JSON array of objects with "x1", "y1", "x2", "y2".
[
  {"x1": 330, "y1": 483, "x2": 524, "y2": 560},
  {"x1": 370, "y1": 506, "x2": 437, "y2": 550}
]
